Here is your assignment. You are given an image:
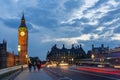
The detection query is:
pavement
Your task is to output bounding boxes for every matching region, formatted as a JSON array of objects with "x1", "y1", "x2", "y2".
[{"x1": 14, "y1": 68, "x2": 54, "y2": 80}]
